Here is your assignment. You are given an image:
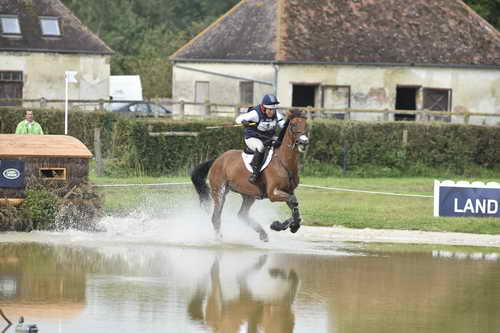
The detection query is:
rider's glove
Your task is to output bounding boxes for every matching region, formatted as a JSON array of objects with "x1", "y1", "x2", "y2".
[{"x1": 241, "y1": 120, "x2": 251, "y2": 127}]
